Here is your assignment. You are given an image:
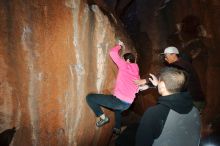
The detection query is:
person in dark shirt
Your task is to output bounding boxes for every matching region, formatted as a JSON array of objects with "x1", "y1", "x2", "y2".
[
  {"x1": 135, "y1": 67, "x2": 201, "y2": 146},
  {"x1": 161, "y1": 46, "x2": 206, "y2": 111},
  {"x1": 136, "y1": 46, "x2": 206, "y2": 111}
]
